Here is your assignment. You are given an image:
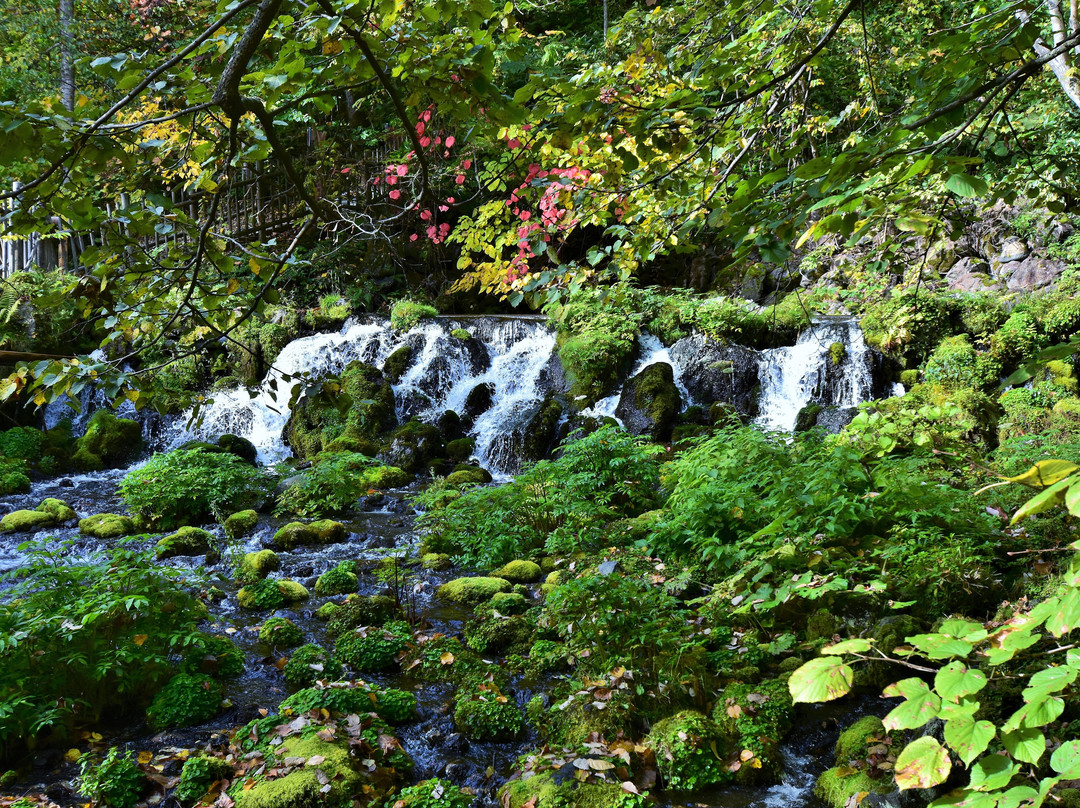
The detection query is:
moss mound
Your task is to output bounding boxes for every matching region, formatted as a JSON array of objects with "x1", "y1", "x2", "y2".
[
  {"x1": 78, "y1": 513, "x2": 135, "y2": 539},
  {"x1": 0, "y1": 509, "x2": 55, "y2": 533},
  {"x1": 155, "y1": 526, "x2": 214, "y2": 559},
  {"x1": 72, "y1": 410, "x2": 142, "y2": 471},
  {"x1": 224, "y1": 509, "x2": 259, "y2": 538},
  {"x1": 495, "y1": 560, "x2": 542, "y2": 583},
  {"x1": 272, "y1": 519, "x2": 347, "y2": 550},
  {"x1": 437, "y1": 576, "x2": 512, "y2": 604},
  {"x1": 146, "y1": 673, "x2": 222, "y2": 730},
  {"x1": 237, "y1": 549, "x2": 280, "y2": 584},
  {"x1": 36, "y1": 498, "x2": 76, "y2": 523},
  {"x1": 645, "y1": 710, "x2": 731, "y2": 790},
  {"x1": 259, "y1": 617, "x2": 304, "y2": 648},
  {"x1": 315, "y1": 562, "x2": 359, "y2": 596}
]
